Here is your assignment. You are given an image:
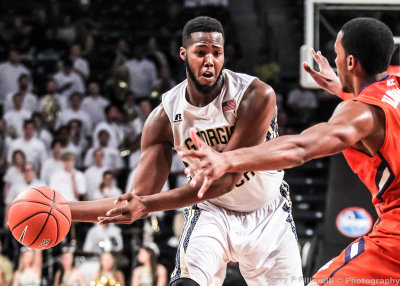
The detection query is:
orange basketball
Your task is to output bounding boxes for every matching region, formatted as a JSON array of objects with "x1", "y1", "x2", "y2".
[{"x1": 8, "y1": 186, "x2": 71, "y2": 249}]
